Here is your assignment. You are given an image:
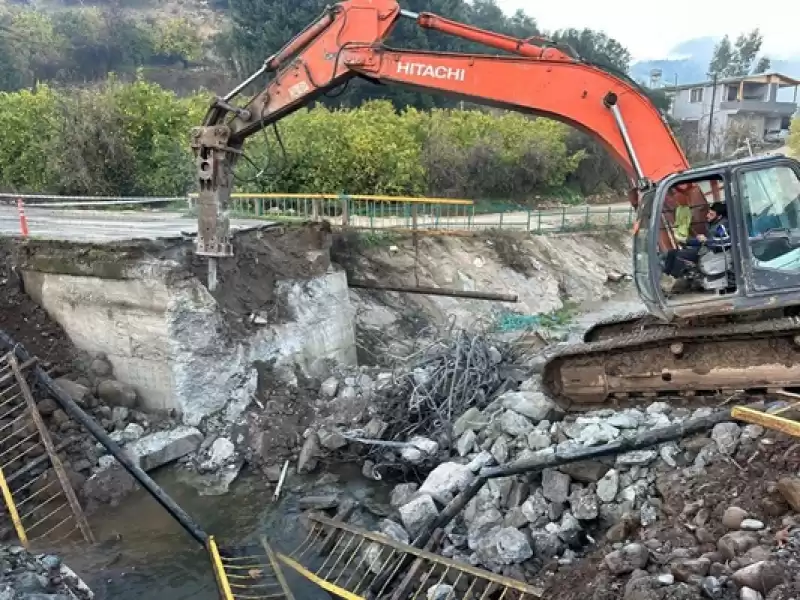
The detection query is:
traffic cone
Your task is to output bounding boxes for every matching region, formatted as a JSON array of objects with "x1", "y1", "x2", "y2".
[{"x1": 17, "y1": 198, "x2": 28, "y2": 237}]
